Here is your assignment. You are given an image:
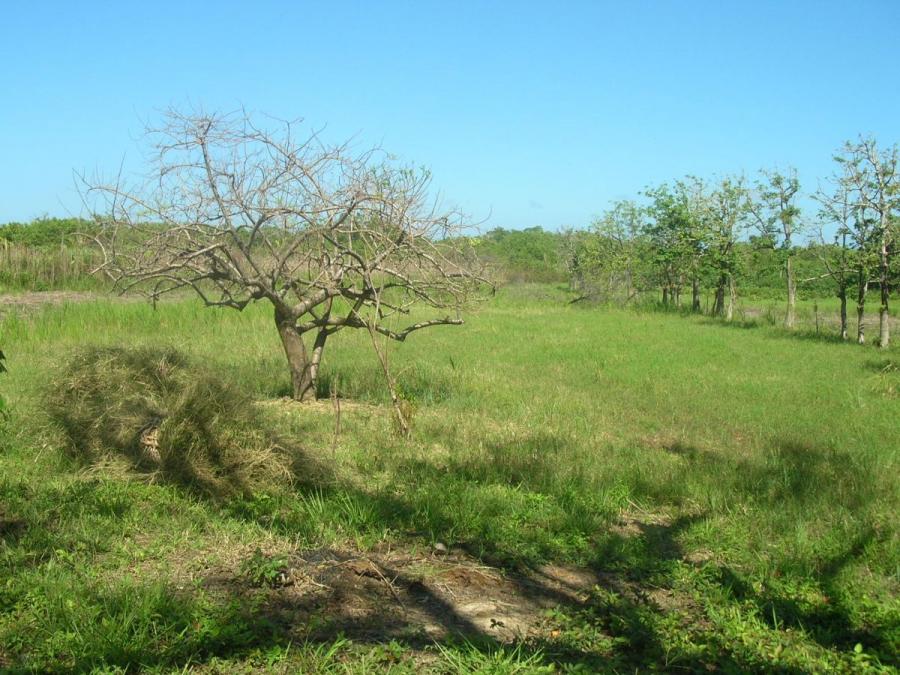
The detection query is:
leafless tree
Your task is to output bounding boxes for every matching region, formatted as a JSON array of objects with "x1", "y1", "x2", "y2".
[{"x1": 84, "y1": 109, "x2": 488, "y2": 401}]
